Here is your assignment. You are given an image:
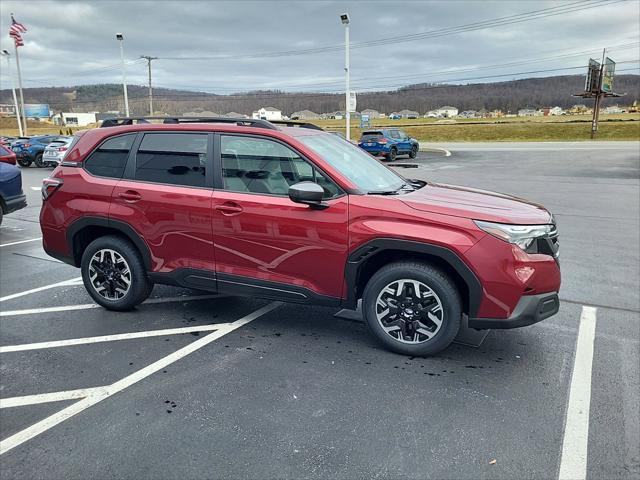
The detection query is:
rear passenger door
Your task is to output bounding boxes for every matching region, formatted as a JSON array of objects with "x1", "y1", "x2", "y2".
[{"x1": 110, "y1": 132, "x2": 216, "y2": 277}]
